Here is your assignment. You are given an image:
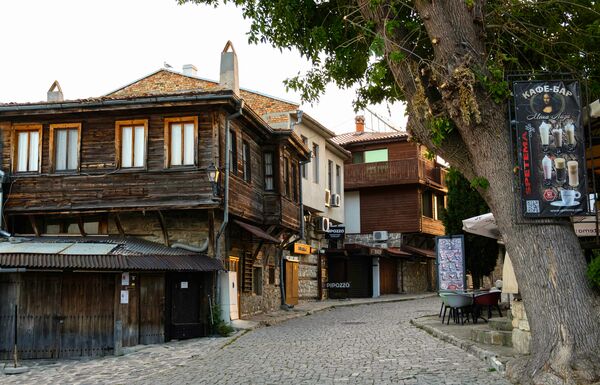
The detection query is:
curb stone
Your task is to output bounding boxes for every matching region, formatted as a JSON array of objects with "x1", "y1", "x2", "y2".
[{"x1": 410, "y1": 317, "x2": 506, "y2": 375}]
